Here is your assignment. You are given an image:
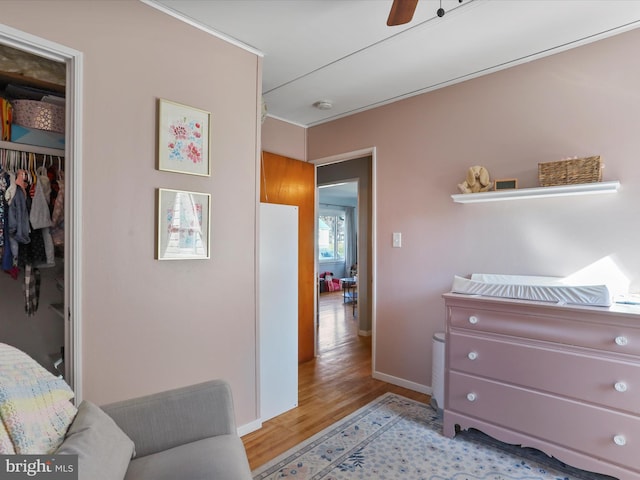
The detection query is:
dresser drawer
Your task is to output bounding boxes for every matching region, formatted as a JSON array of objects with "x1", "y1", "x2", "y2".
[
  {"x1": 447, "y1": 372, "x2": 640, "y2": 470},
  {"x1": 448, "y1": 332, "x2": 640, "y2": 414},
  {"x1": 449, "y1": 306, "x2": 640, "y2": 356}
]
